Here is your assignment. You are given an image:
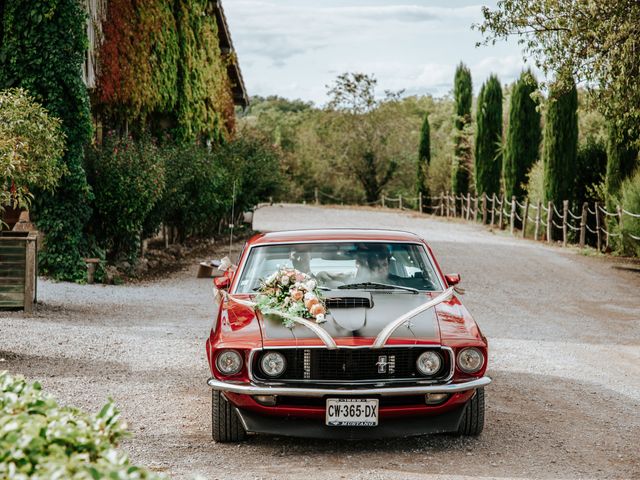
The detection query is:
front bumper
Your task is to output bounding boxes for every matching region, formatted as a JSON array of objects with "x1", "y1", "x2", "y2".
[{"x1": 207, "y1": 376, "x2": 491, "y2": 397}]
